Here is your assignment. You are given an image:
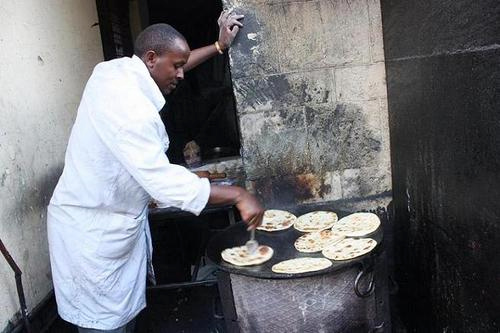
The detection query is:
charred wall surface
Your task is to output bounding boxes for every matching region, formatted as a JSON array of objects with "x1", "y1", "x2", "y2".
[
  {"x1": 0, "y1": 2, "x2": 103, "y2": 331},
  {"x1": 381, "y1": 0, "x2": 500, "y2": 331},
  {"x1": 224, "y1": 0, "x2": 391, "y2": 210}
]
